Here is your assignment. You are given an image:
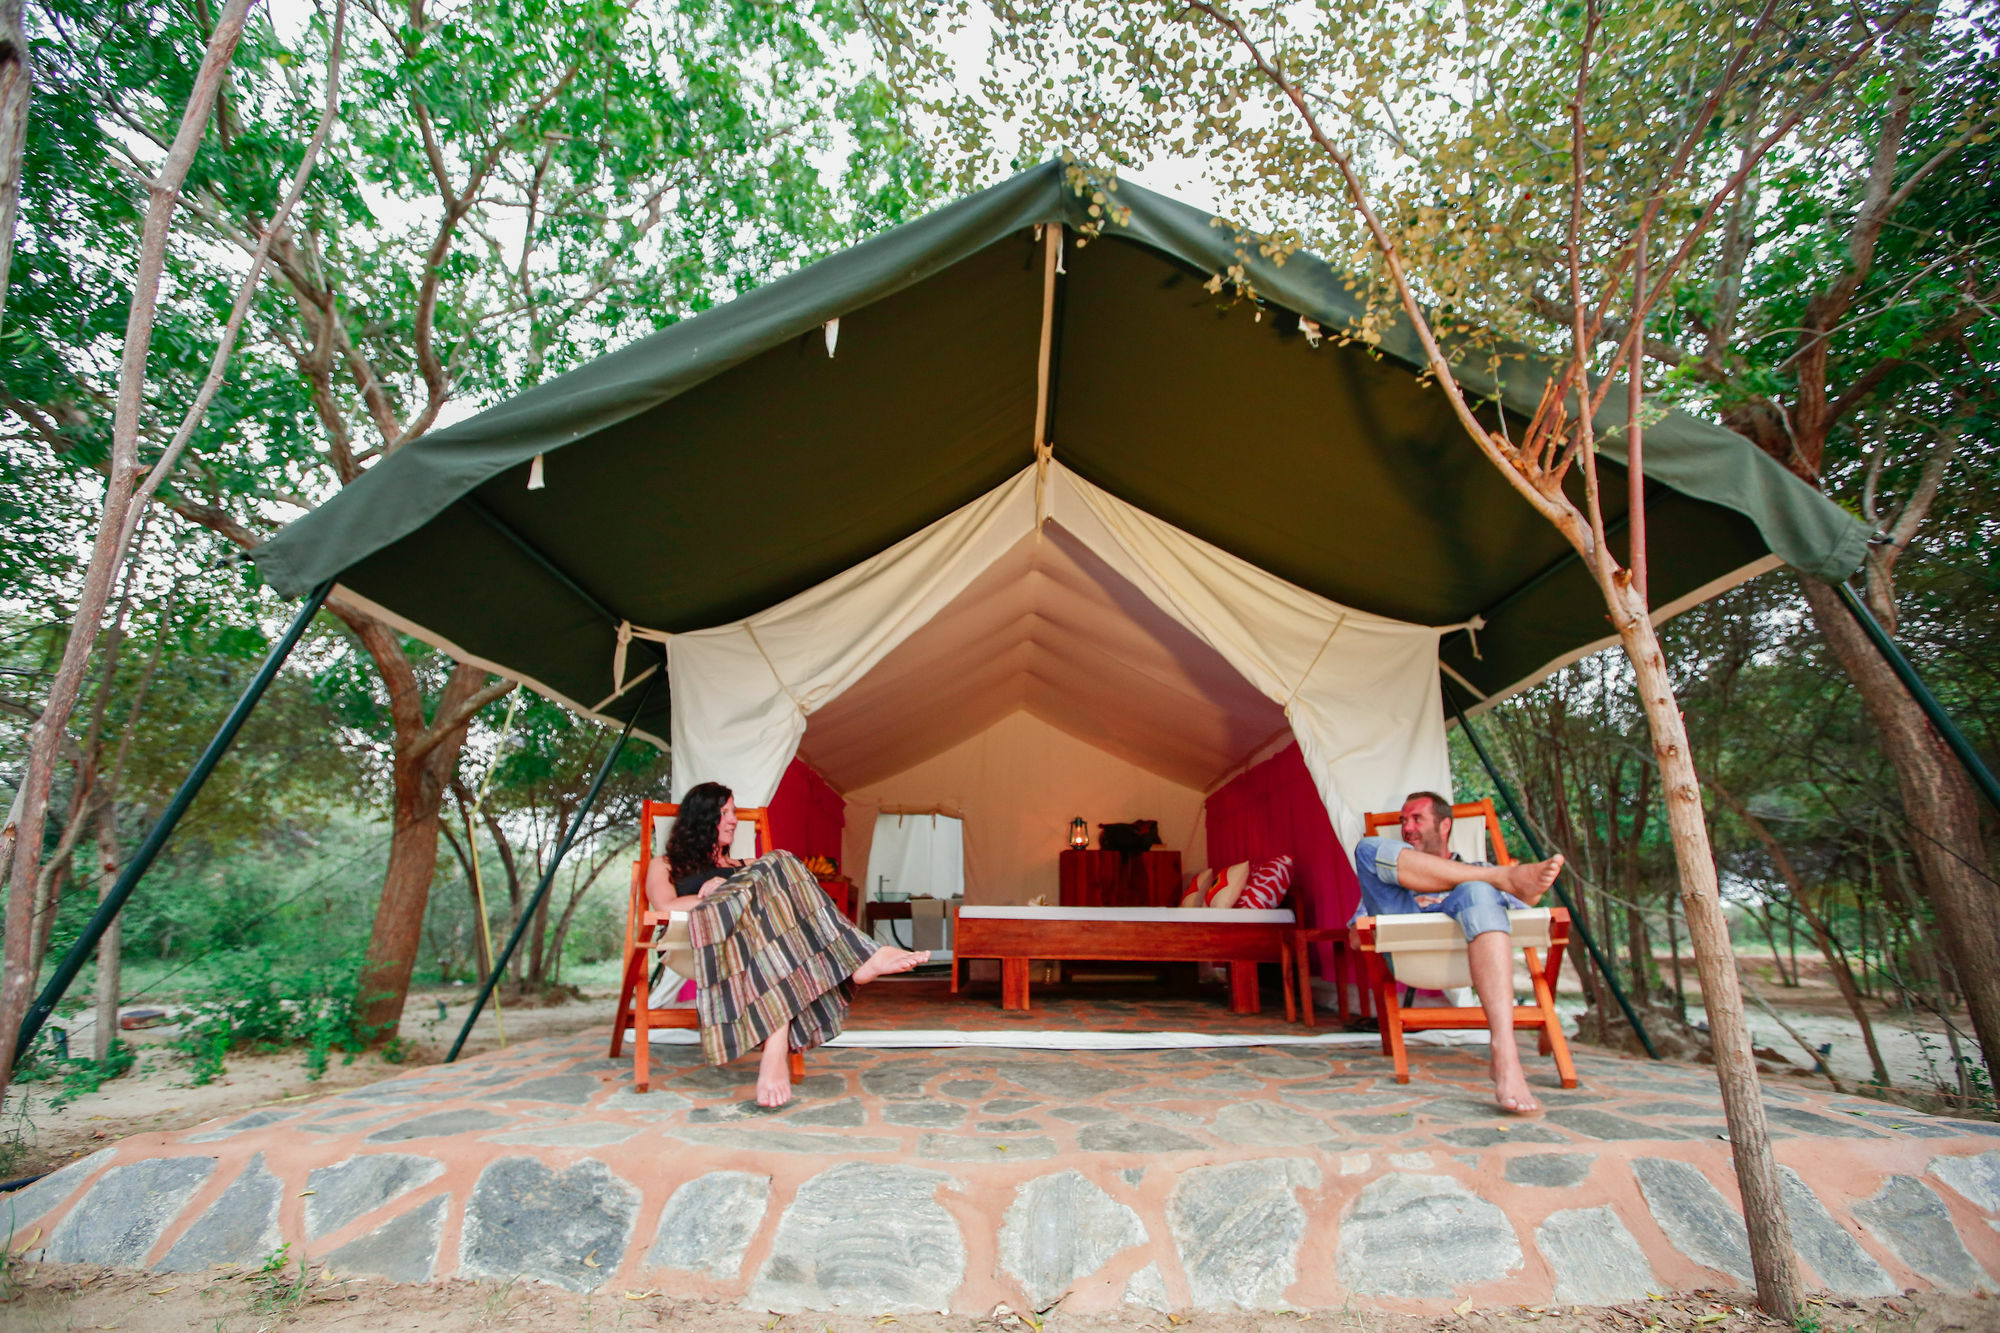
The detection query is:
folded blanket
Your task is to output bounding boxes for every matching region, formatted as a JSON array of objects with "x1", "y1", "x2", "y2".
[{"x1": 687, "y1": 848, "x2": 878, "y2": 1065}]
